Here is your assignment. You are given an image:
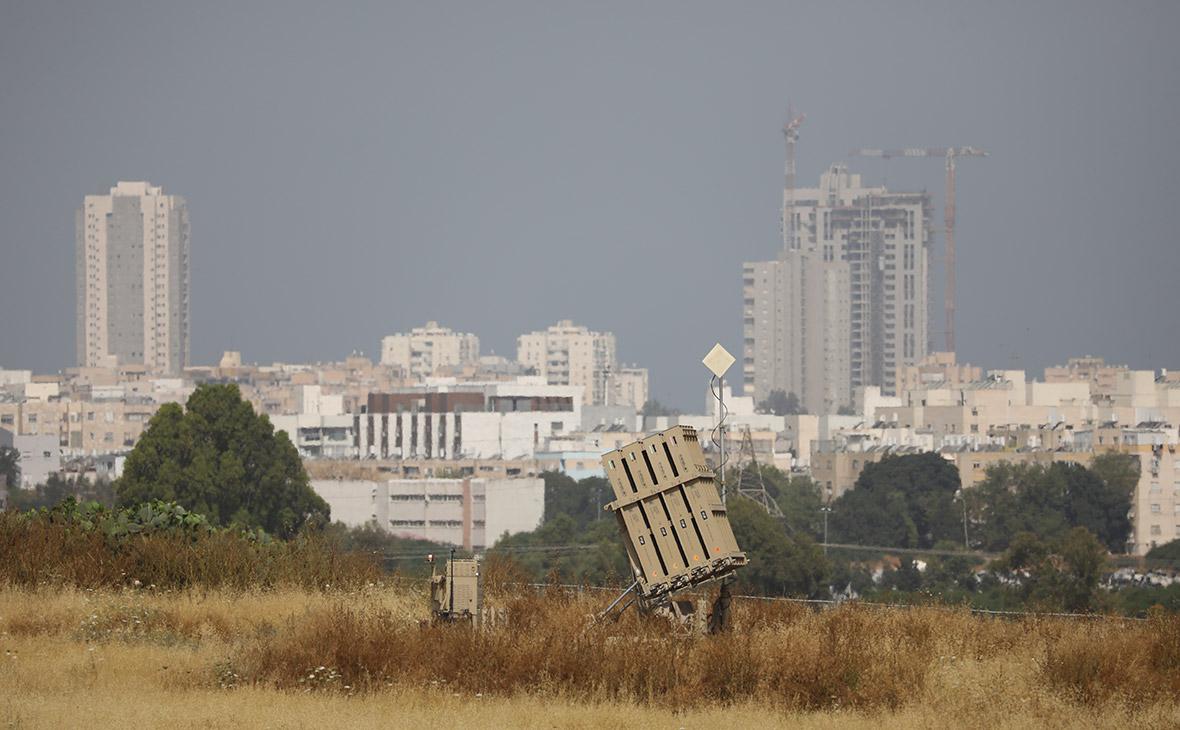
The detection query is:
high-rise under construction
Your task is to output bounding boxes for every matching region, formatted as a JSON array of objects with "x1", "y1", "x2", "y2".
[{"x1": 744, "y1": 161, "x2": 932, "y2": 414}]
